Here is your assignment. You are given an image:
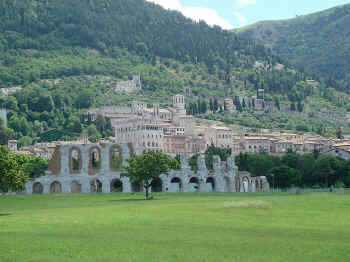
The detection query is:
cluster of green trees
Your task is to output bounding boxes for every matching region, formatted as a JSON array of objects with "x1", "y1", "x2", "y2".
[
  {"x1": 0, "y1": 146, "x2": 48, "y2": 193},
  {"x1": 0, "y1": 81, "x2": 114, "y2": 145},
  {"x1": 0, "y1": 0, "x2": 349, "y2": 144},
  {"x1": 236, "y1": 151, "x2": 350, "y2": 188}
]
